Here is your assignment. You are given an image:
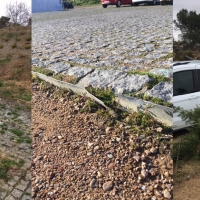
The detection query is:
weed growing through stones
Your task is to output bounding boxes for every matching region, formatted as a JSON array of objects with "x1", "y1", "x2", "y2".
[
  {"x1": 0, "y1": 157, "x2": 25, "y2": 180},
  {"x1": 24, "y1": 44, "x2": 31, "y2": 49},
  {"x1": 15, "y1": 37, "x2": 21, "y2": 42},
  {"x1": 32, "y1": 66, "x2": 54, "y2": 76},
  {"x1": 0, "y1": 58, "x2": 11, "y2": 64},
  {"x1": 0, "y1": 44, "x2": 3, "y2": 49},
  {"x1": 11, "y1": 42, "x2": 17, "y2": 49},
  {"x1": 86, "y1": 87, "x2": 115, "y2": 108}
]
